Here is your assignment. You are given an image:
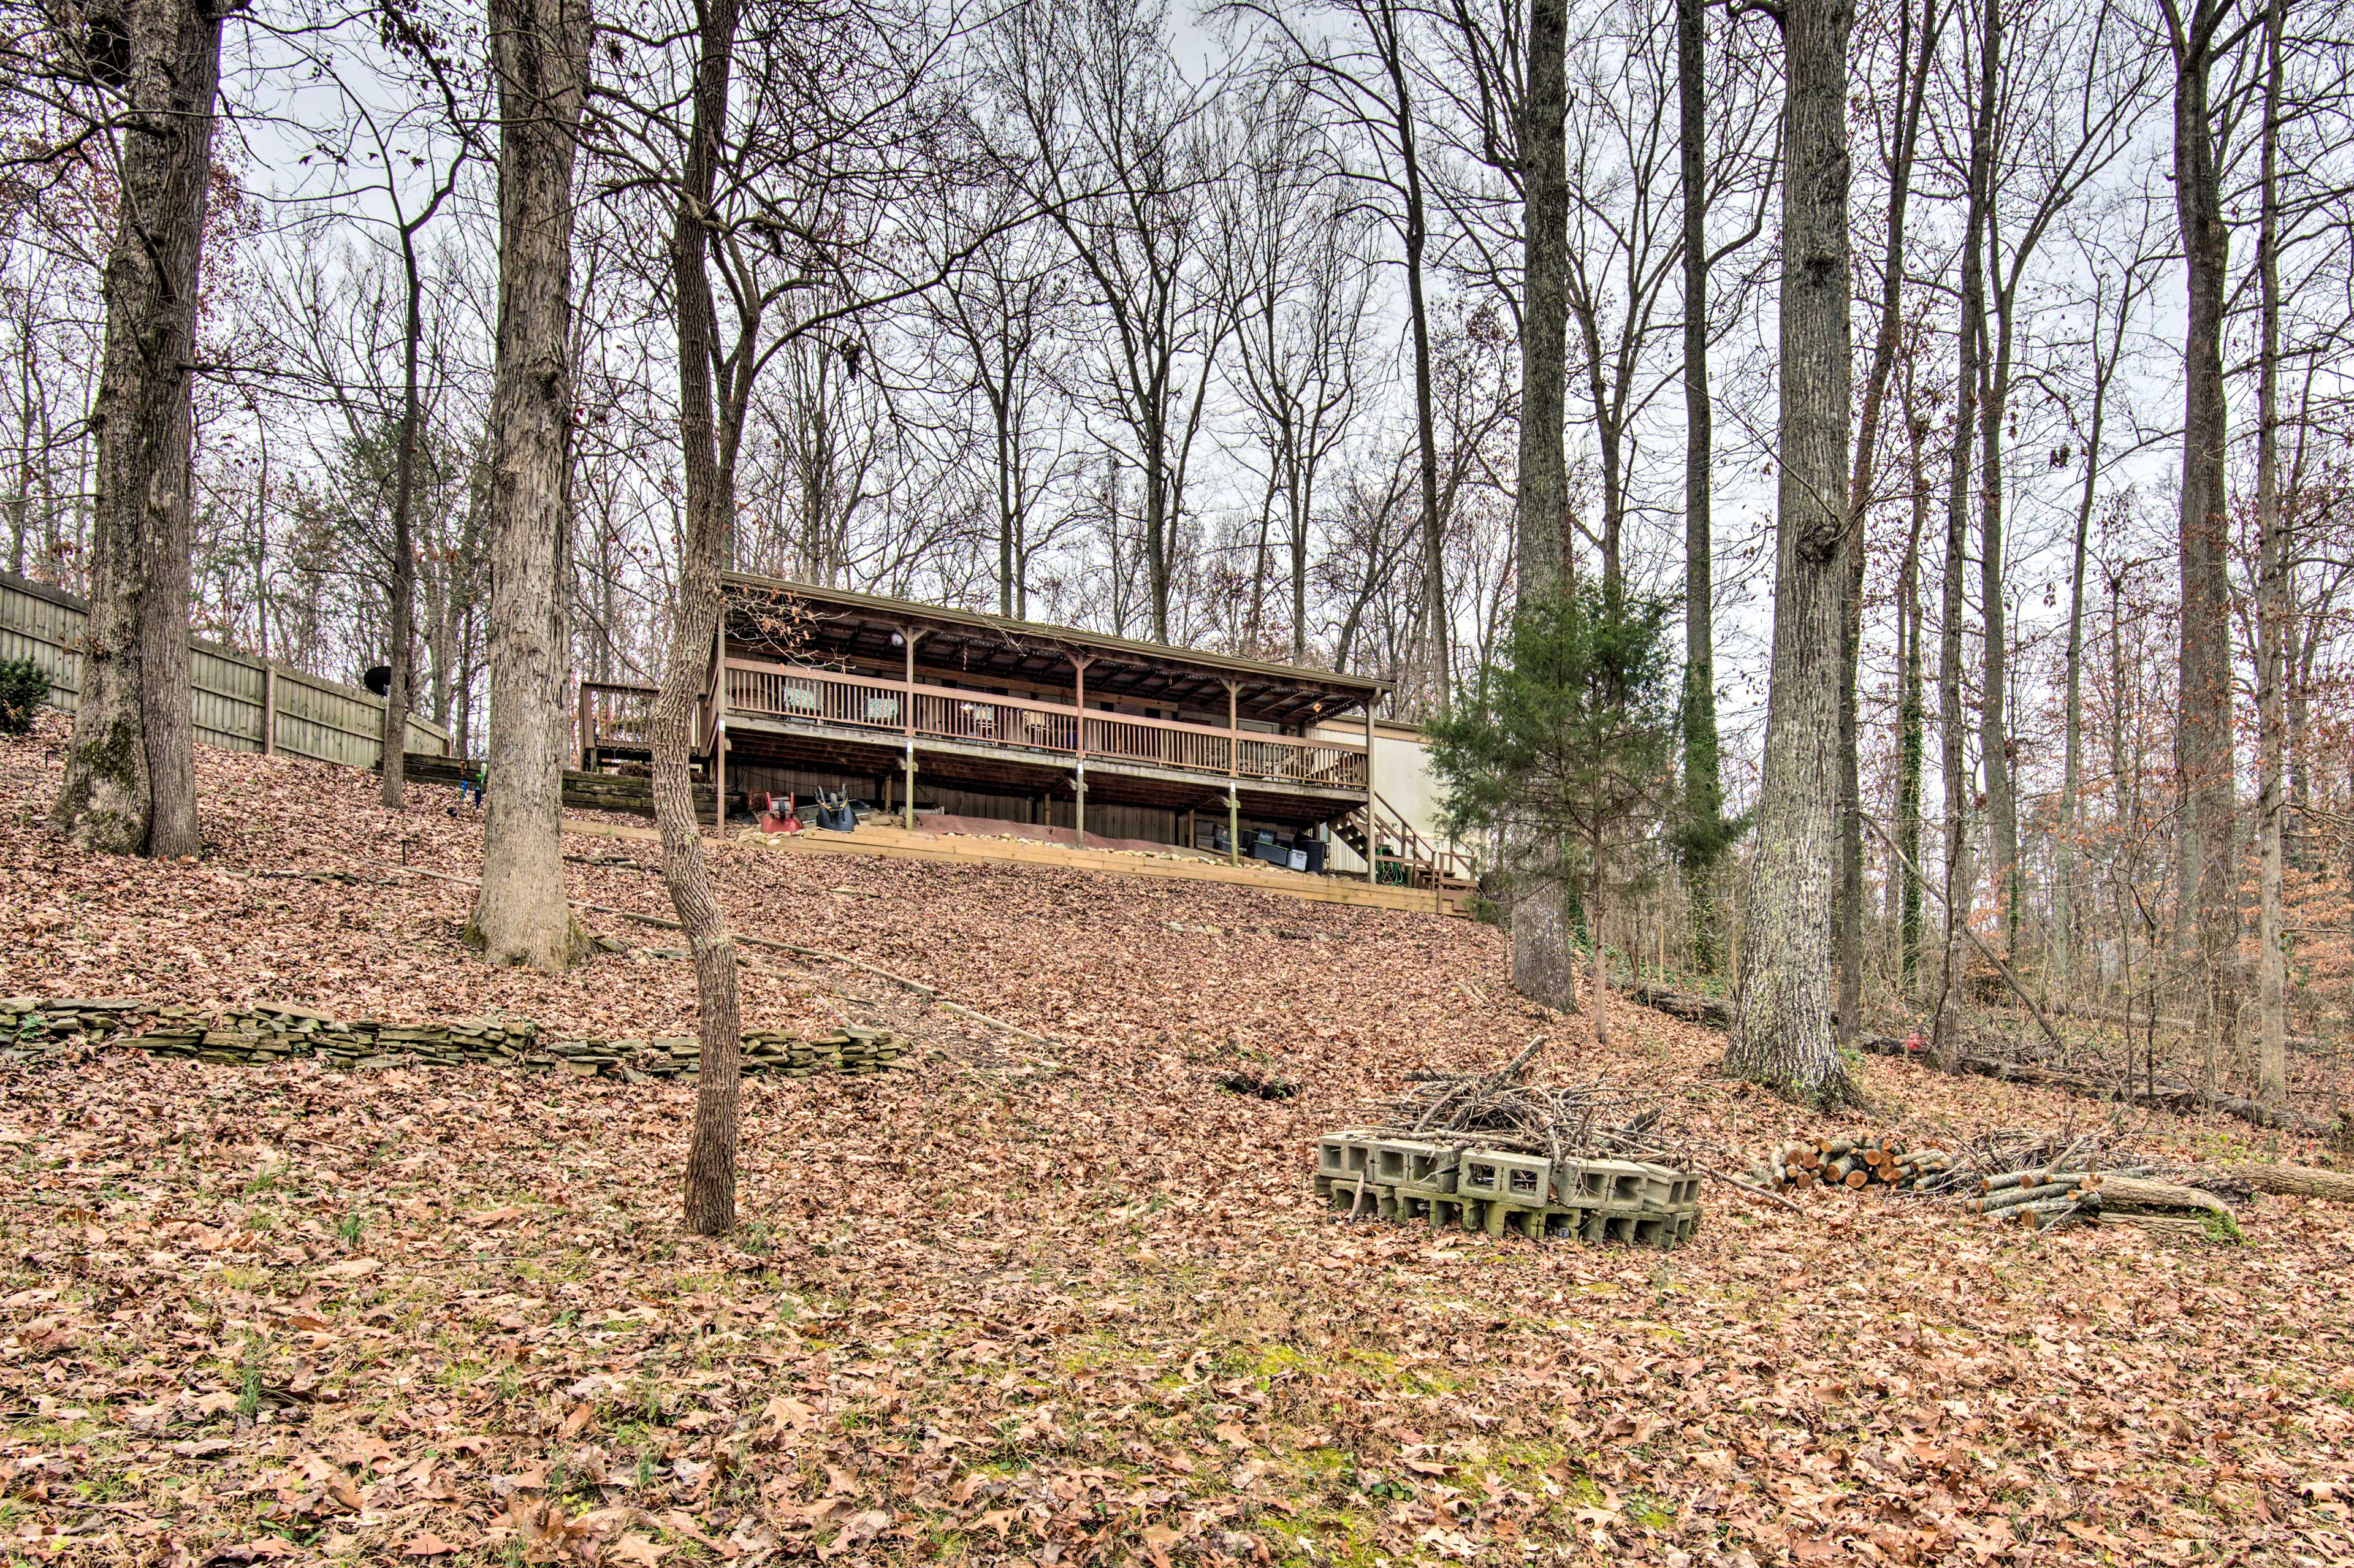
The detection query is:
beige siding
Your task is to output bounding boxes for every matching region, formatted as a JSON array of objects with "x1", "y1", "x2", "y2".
[
  {"x1": 1308, "y1": 717, "x2": 1459, "y2": 875},
  {"x1": 2, "y1": 572, "x2": 450, "y2": 766}
]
